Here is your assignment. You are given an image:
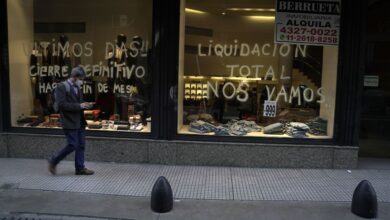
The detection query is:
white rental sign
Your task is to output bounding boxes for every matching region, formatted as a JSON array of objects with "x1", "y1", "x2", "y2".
[
  {"x1": 263, "y1": 101, "x2": 277, "y2": 118},
  {"x1": 275, "y1": 0, "x2": 341, "y2": 46}
]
